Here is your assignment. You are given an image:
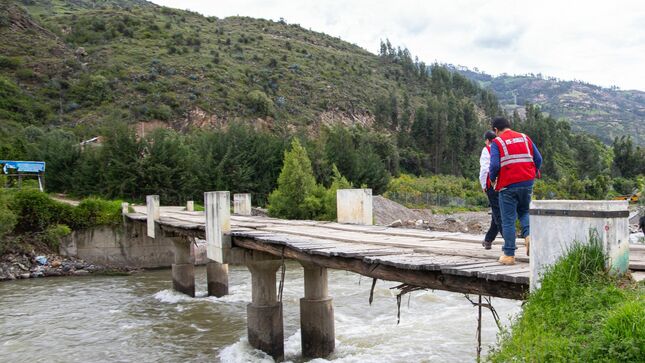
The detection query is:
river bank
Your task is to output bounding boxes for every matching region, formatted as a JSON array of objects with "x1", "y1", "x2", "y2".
[{"x1": 0, "y1": 251, "x2": 137, "y2": 281}]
